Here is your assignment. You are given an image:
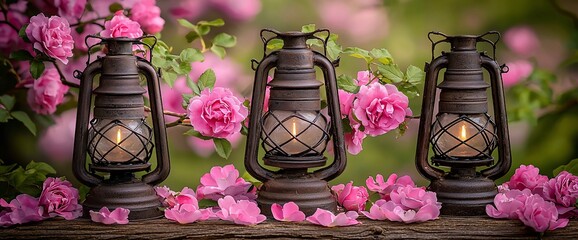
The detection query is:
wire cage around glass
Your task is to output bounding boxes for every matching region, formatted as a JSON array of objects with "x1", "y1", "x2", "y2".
[{"x1": 88, "y1": 119, "x2": 154, "y2": 165}]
